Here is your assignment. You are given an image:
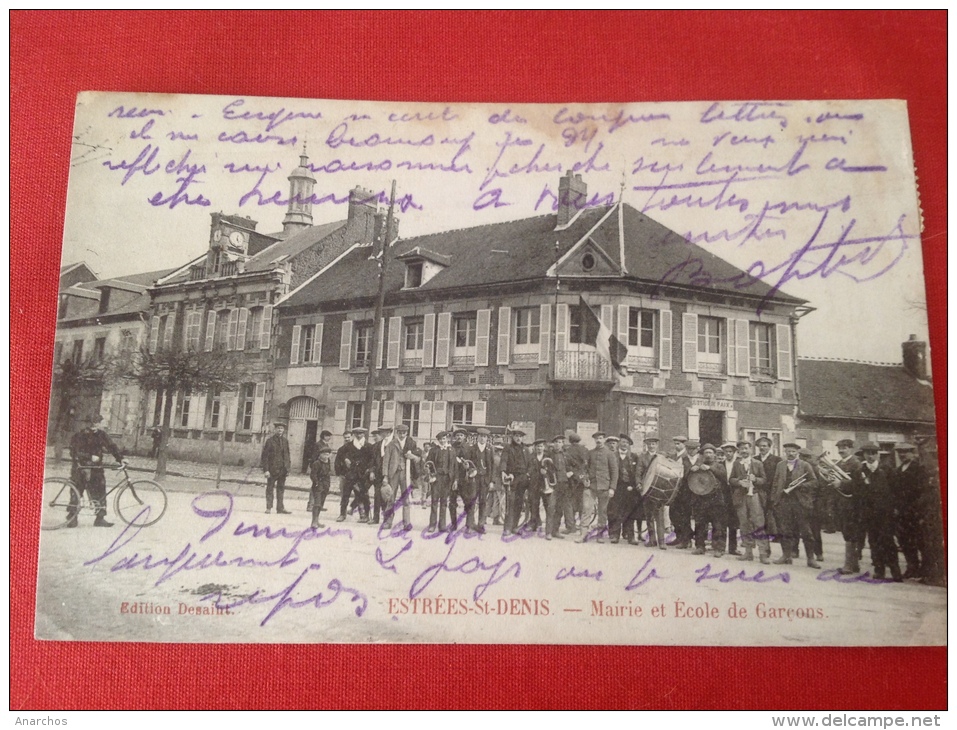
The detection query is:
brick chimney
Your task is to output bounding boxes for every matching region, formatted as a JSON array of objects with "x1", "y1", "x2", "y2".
[
  {"x1": 344, "y1": 186, "x2": 379, "y2": 245},
  {"x1": 902, "y1": 334, "x2": 929, "y2": 380},
  {"x1": 557, "y1": 170, "x2": 587, "y2": 228}
]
